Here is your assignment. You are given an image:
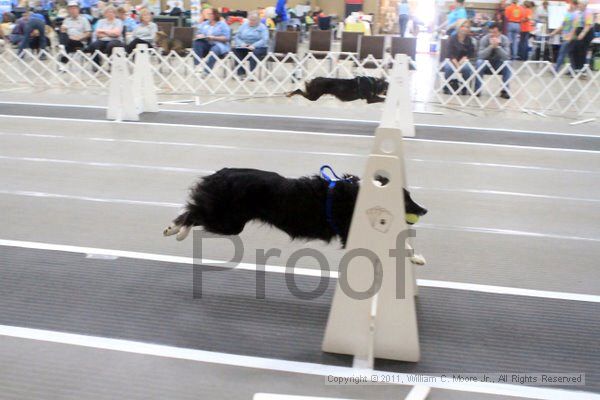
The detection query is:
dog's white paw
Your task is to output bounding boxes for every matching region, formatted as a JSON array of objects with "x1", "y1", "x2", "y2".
[
  {"x1": 163, "y1": 224, "x2": 181, "y2": 237},
  {"x1": 410, "y1": 254, "x2": 426, "y2": 265},
  {"x1": 176, "y1": 225, "x2": 191, "y2": 241}
]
